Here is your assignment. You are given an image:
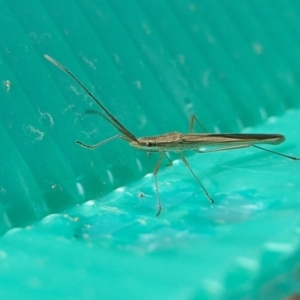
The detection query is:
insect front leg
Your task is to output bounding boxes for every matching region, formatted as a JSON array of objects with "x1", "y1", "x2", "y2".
[{"x1": 76, "y1": 135, "x2": 121, "y2": 149}]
